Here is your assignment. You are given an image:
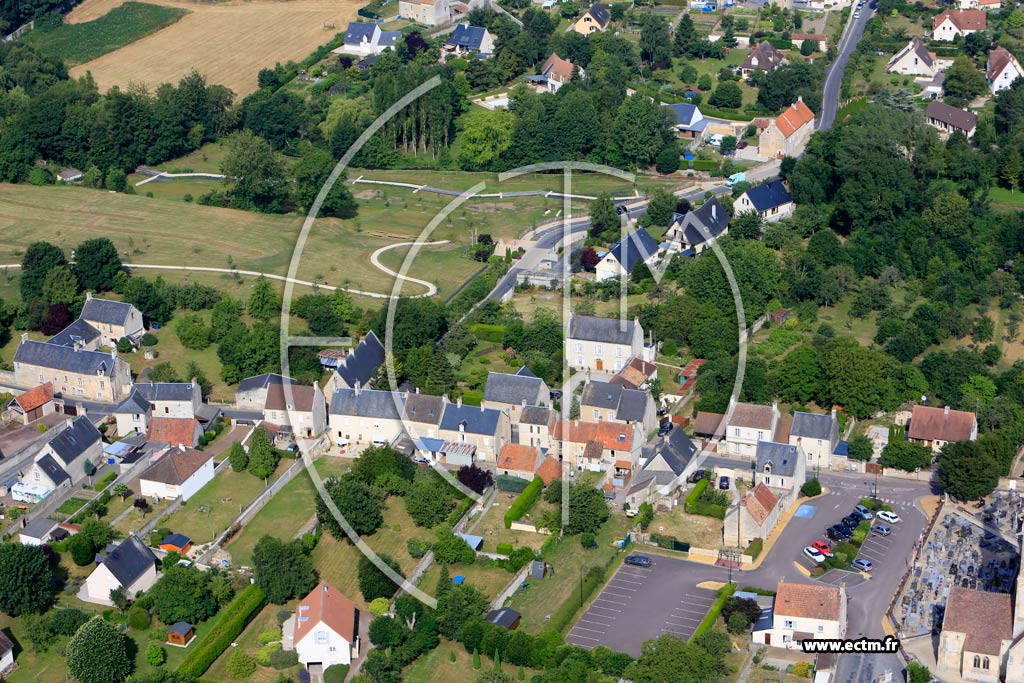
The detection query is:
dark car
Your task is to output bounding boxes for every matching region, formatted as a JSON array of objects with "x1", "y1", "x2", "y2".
[
  {"x1": 842, "y1": 515, "x2": 861, "y2": 529},
  {"x1": 827, "y1": 525, "x2": 852, "y2": 541},
  {"x1": 737, "y1": 141, "x2": 749, "y2": 149},
  {"x1": 657, "y1": 407, "x2": 669, "y2": 417},
  {"x1": 689, "y1": 470, "x2": 706, "y2": 484},
  {"x1": 719, "y1": 476, "x2": 730, "y2": 490},
  {"x1": 658, "y1": 422, "x2": 673, "y2": 436},
  {"x1": 615, "y1": 205, "x2": 629, "y2": 215},
  {"x1": 624, "y1": 555, "x2": 652, "y2": 568},
  {"x1": 284, "y1": 443, "x2": 300, "y2": 453},
  {"x1": 549, "y1": 390, "x2": 563, "y2": 400}
]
